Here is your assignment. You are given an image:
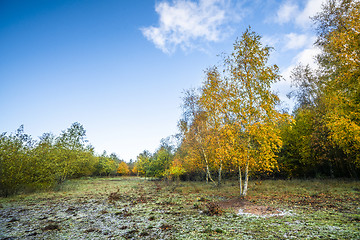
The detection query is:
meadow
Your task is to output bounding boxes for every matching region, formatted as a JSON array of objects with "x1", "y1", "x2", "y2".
[{"x1": 0, "y1": 177, "x2": 359, "y2": 239}]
